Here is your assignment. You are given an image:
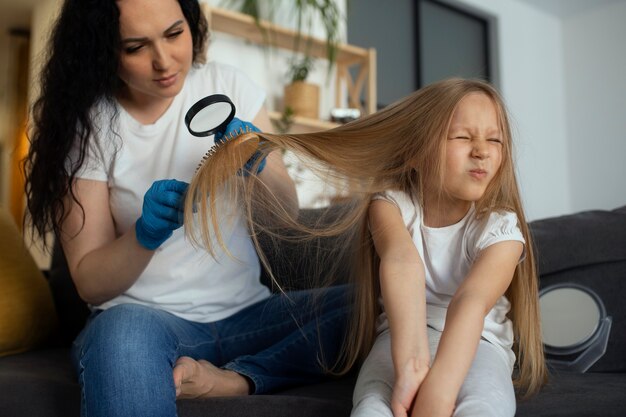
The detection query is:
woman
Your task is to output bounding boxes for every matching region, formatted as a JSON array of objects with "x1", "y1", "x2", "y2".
[{"x1": 24, "y1": 1, "x2": 349, "y2": 416}]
